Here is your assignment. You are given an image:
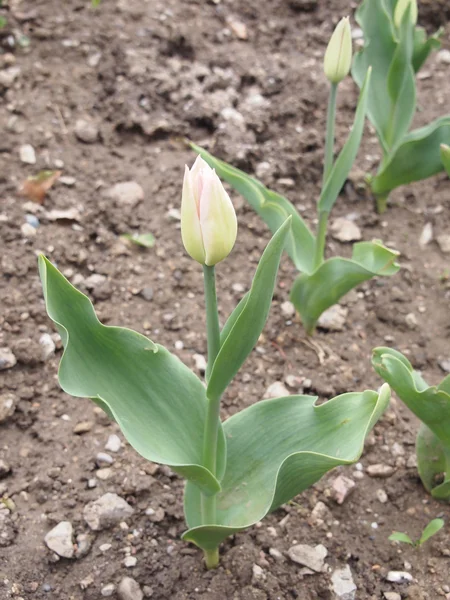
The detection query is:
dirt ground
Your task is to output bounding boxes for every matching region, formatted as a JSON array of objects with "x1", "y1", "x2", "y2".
[{"x1": 1, "y1": 0, "x2": 450, "y2": 598}]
